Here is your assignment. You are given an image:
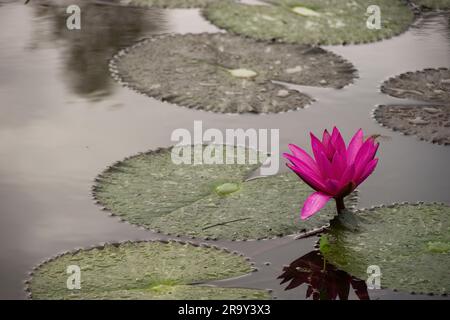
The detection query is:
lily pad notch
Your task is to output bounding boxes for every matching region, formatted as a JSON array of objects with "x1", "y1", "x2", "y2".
[
  {"x1": 110, "y1": 33, "x2": 357, "y2": 113},
  {"x1": 26, "y1": 240, "x2": 271, "y2": 300},
  {"x1": 321, "y1": 202, "x2": 450, "y2": 296},
  {"x1": 92, "y1": 145, "x2": 358, "y2": 241}
]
